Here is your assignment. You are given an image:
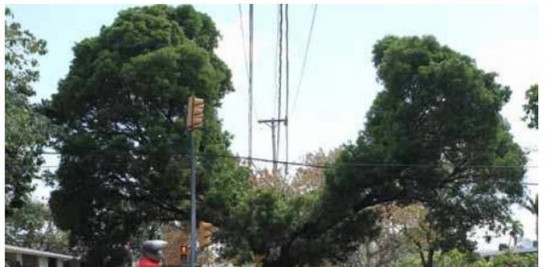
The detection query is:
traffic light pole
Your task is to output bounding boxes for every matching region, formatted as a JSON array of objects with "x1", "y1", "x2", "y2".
[
  {"x1": 189, "y1": 130, "x2": 197, "y2": 267},
  {"x1": 186, "y1": 95, "x2": 204, "y2": 267}
]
